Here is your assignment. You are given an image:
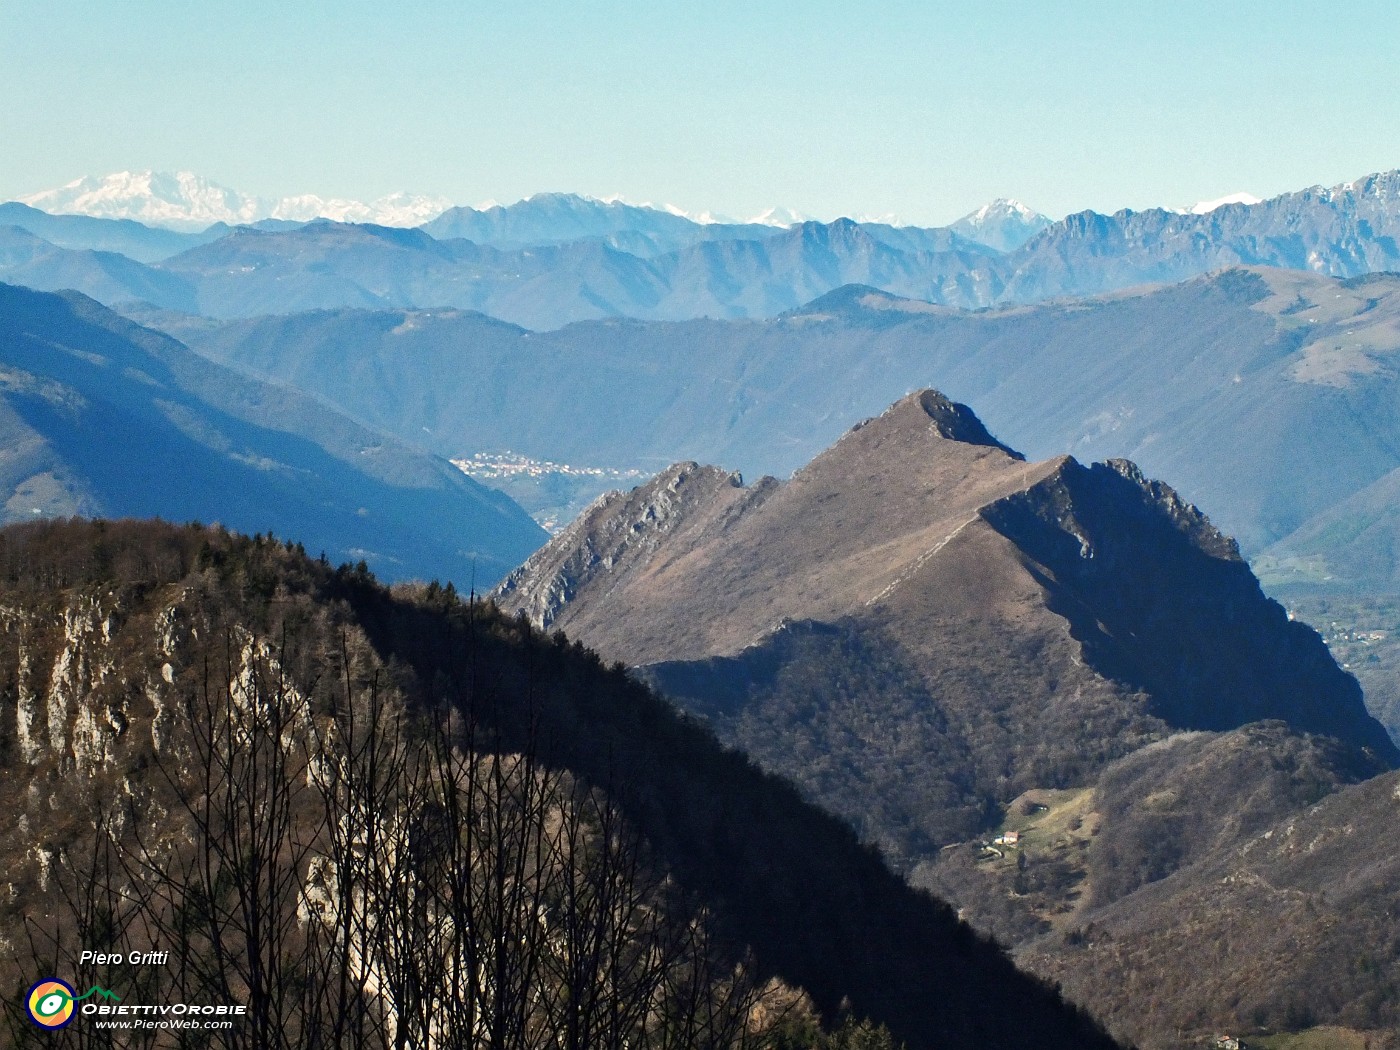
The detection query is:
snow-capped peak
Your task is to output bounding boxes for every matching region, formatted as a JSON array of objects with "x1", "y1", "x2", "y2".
[
  {"x1": 661, "y1": 203, "x2": 737, "y2": 225},
  {"x1": 1186, "y1": 192, "x2": 1262, "y2": 215},
  {"x1": 16, "y1": 173, "x2": 839, "y2": 235},
  {"x1": 948, "y1": 198, "x2": 1053, "y2": 251},
  {"x1": 267, "y1": 190, "x2": 451, "y2": 226},
  {"x1": 20, "y1": 171, "x2": 260, "y2": 229},
  {"x1": 963, "y1": 198, "x2": 1042, "y2": 225},
  {"x1": 17, "y1": 171, "x2": 450, "y2": 231},
  {"x1": 745, "y1": 206, "x2": 815, "y2": 227},
  {"x1": 597, "y1": 198, "x2": 814, "y2": 227},
  {"x1": 593, "y1": 196, "x2": 812, "y2": 227}
]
